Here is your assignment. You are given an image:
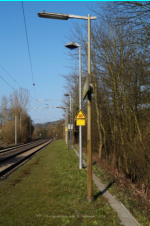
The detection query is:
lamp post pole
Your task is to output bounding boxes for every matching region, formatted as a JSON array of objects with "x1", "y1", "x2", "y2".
[
  {"x1": 71, "y1": 98, "x2": 74, "y2": 146},
  {"x1": 79, "y1": 45, "x2": 82, "y2": 169},
  {"x1": 63, "y1": 122, "x2": 65, "y2": 140},
  {"x1": 64, "y1": 93, "x2": 72, "y2": 149},
  {"x1": 66, "y1": 110, "x2": 67, "y2": 144},
  {"x1": 70, "y1": 95, "x2": 71, "y2": 149},
  {"x1": 65, "y1": 43, "x2": 82, "y2": 164},
  {"x1": 37, "y1": 11, "x2": 96, "y2": 201},
  {"x1": 67, "y1": 107, "x2": 69, "y2": 150},
  {"x1": 15, "y1": 115, "x2": 17, "y2": 145},
  {"x1": 57, "y1": 107, "x2": 68, "y2": 147},
  {"x1": 63, "y1": 115, "x2": 66, "y2": 142},
  {"x1": 87, "y1": 14, "x2": 93, "y2": 201},
  {"x1": 30, "y1": 119, "x2": 31, "y2": 138}
]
